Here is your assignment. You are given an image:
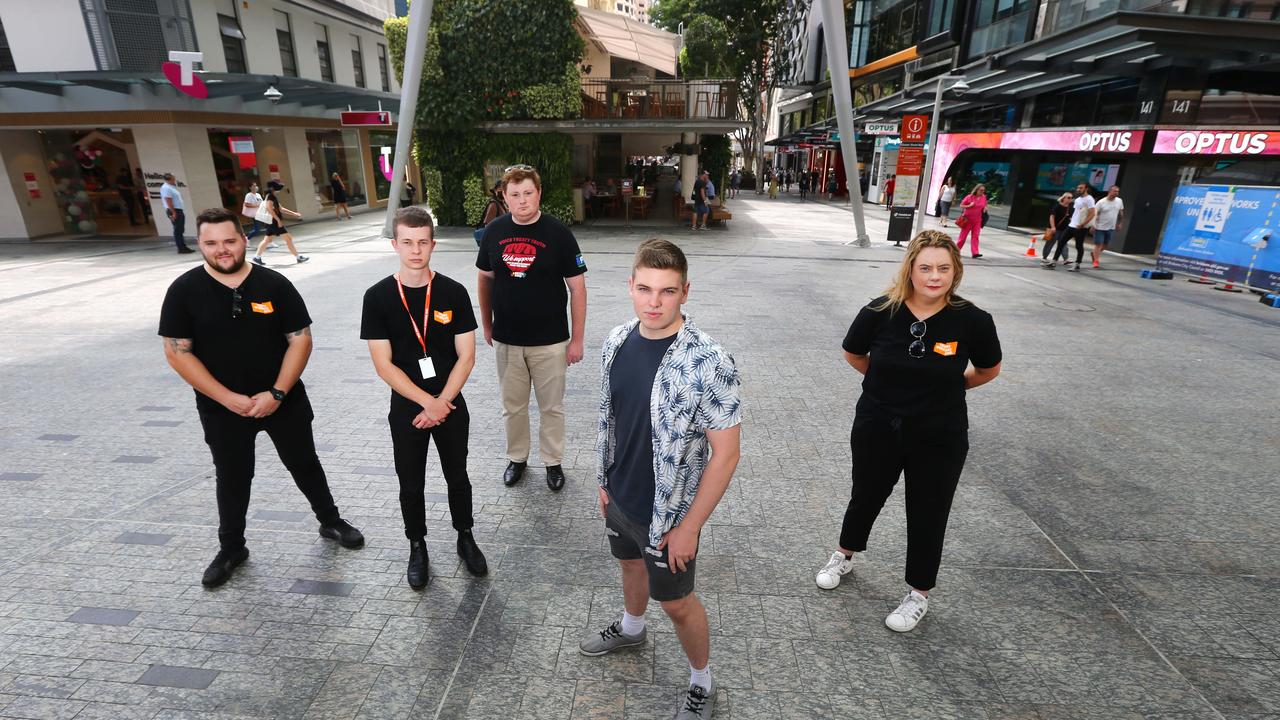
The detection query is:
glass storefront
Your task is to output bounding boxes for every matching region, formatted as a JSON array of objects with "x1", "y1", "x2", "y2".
[
  {"x1": 306, "y1": 129, "x2": 365, "y2": 206},
  {"x1": 369, "y1": 130, "x2": 396, "y2": 202},
  {"x1": 39, "y1": 128, "x2": 149, "y2": 236},
  {"x1": 207, "y1": 129, "x2": 262, "y2": 215}
]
